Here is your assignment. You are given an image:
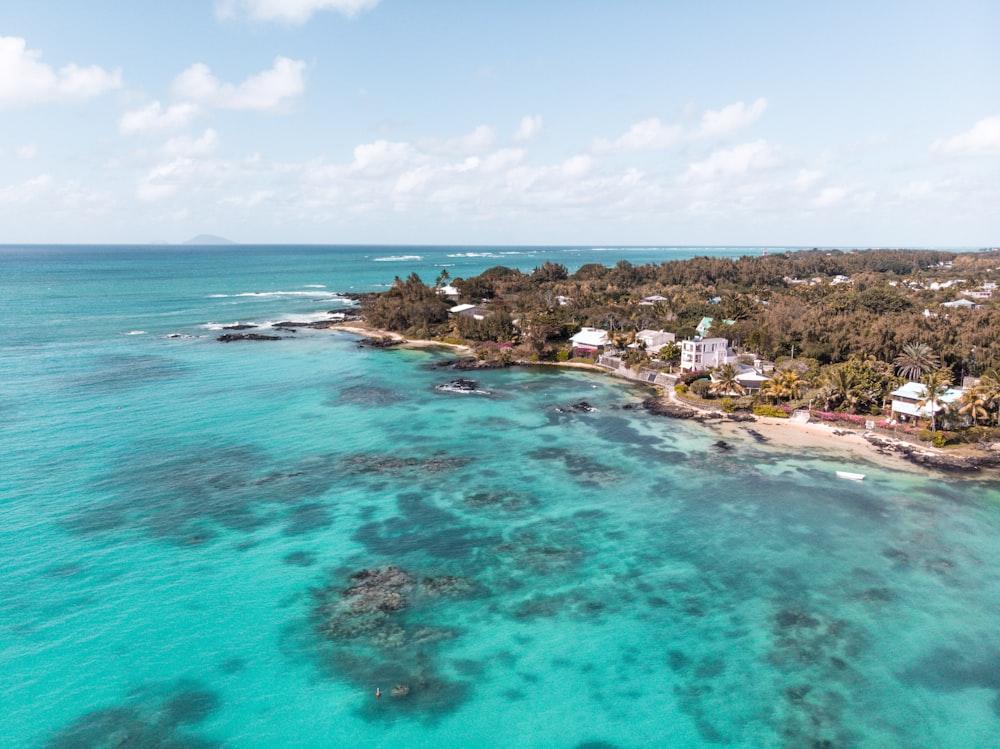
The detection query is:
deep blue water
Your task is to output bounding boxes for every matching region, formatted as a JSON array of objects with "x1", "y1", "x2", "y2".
[{"x1": 2, "y1": 245, "x2": 999, "y2": 748}]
